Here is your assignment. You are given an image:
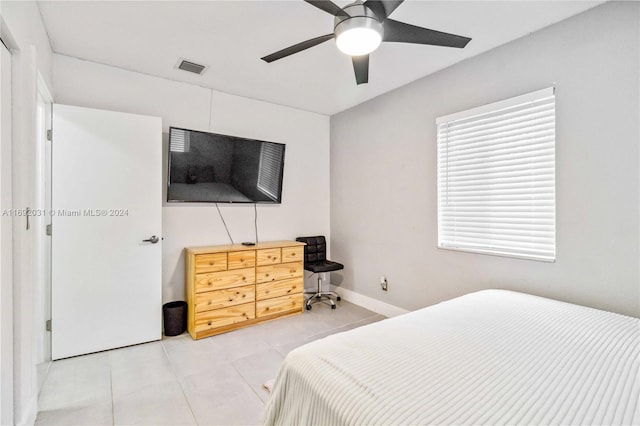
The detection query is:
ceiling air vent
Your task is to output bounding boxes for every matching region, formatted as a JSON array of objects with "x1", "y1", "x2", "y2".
[{"x1": 177, "y1": 59, "x2": 207, "y2": 75}]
